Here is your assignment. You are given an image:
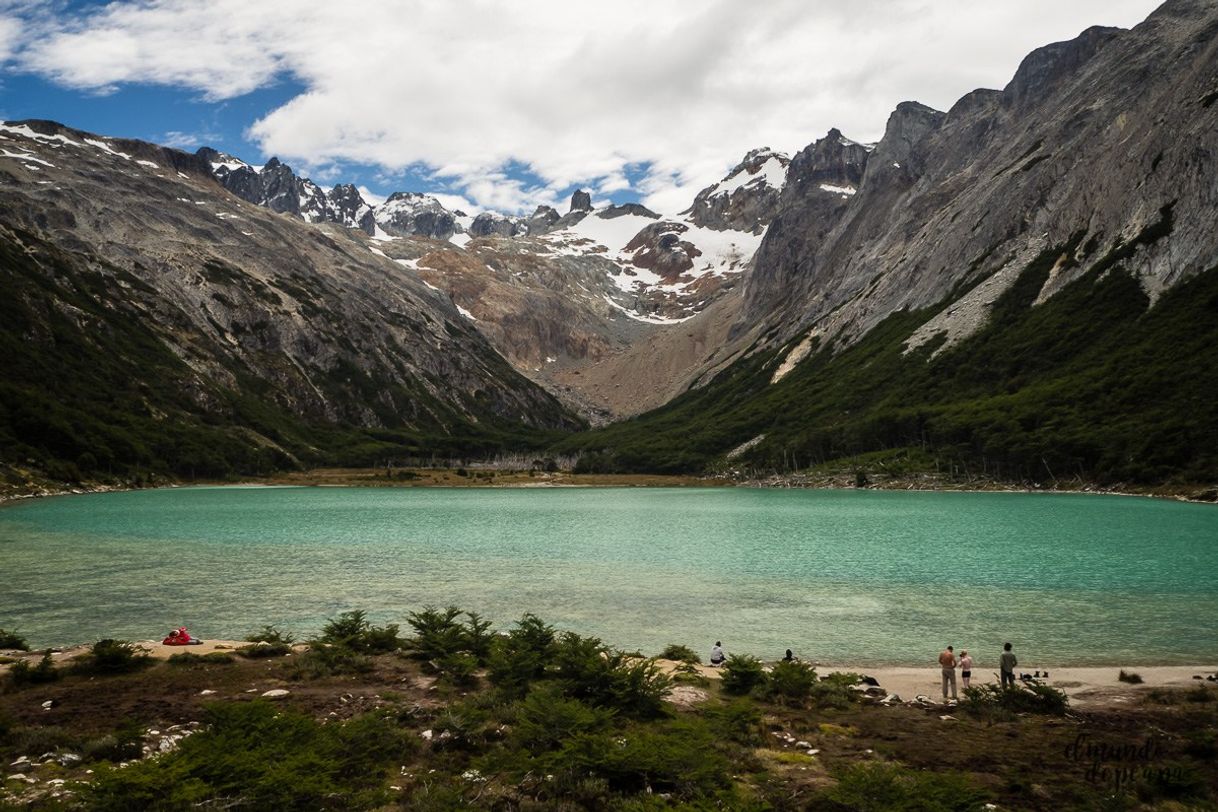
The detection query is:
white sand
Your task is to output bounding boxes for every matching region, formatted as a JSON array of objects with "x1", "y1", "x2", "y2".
[{"x1": 660, "y1": 661, "x2": 1218, "y2": 707}]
